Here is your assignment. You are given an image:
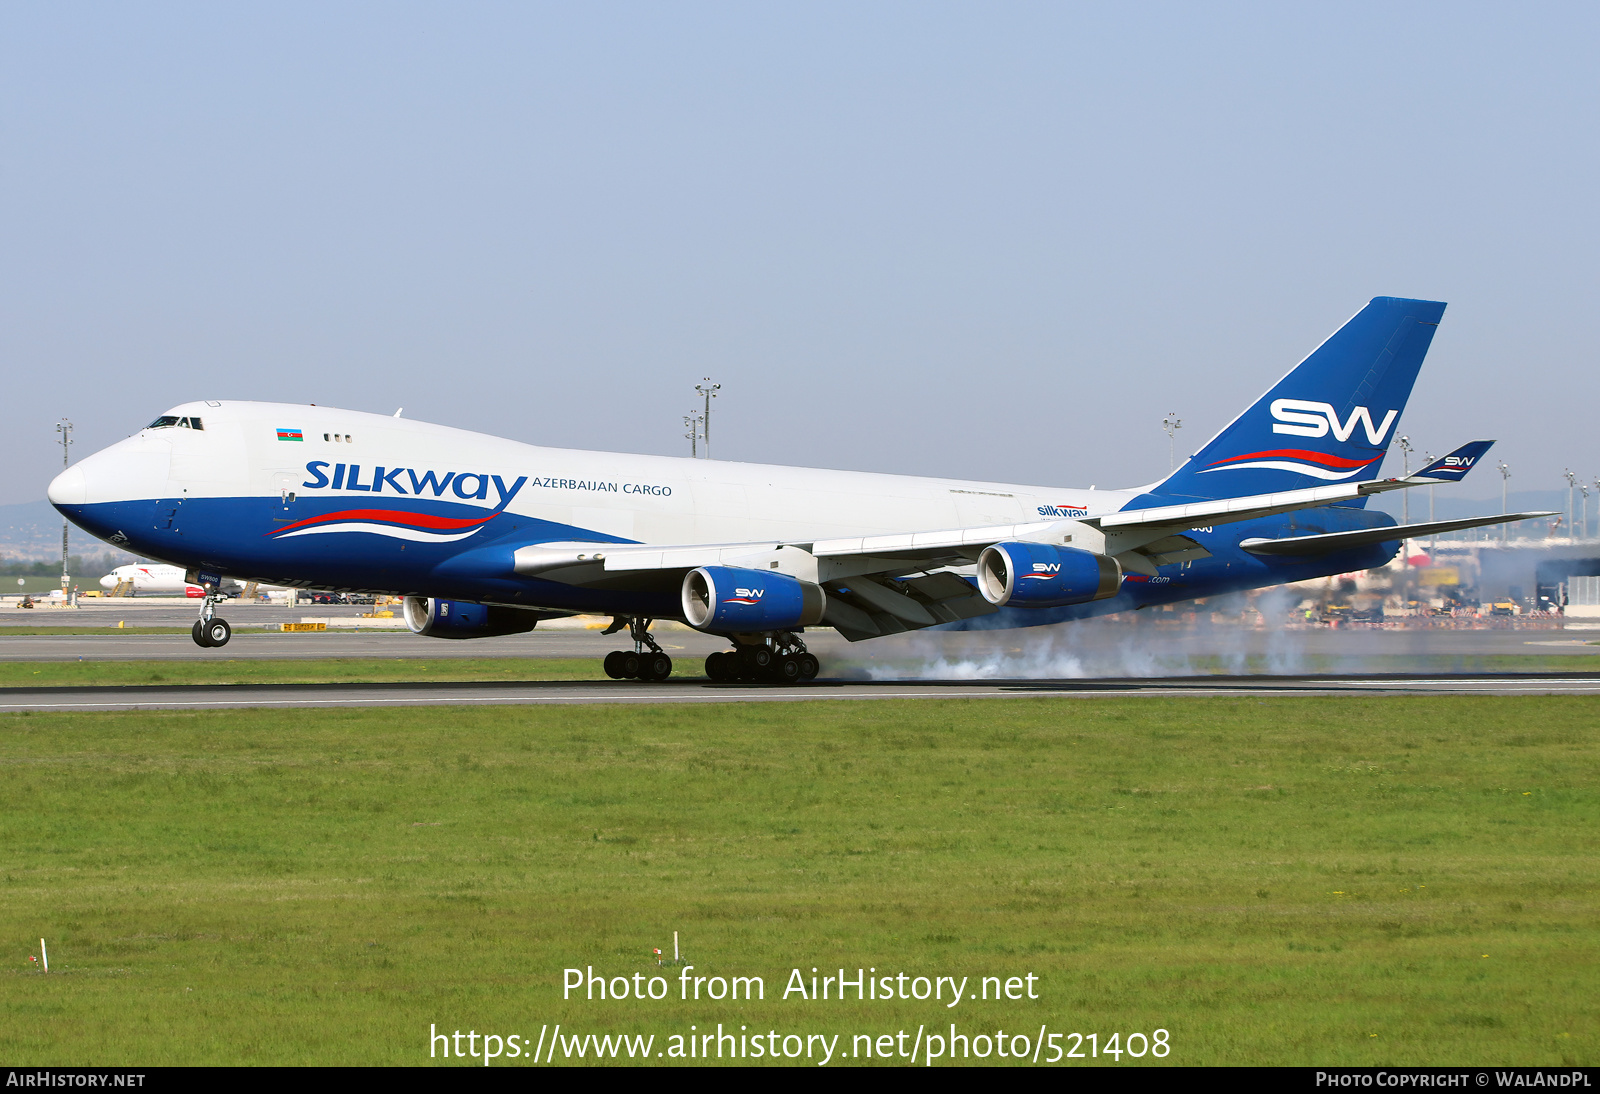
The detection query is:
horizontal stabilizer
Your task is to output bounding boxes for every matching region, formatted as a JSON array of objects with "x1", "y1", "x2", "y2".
[
  {"x1": 1100, "y1": 437, "x2": 1510, "y2": 540},
  {"x1": 1239, "y1": 512, "x2": 1556, "y2": 556},
  {"x1": 1411, "y1": 440, "x2": 1495, "y2": 483}
]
